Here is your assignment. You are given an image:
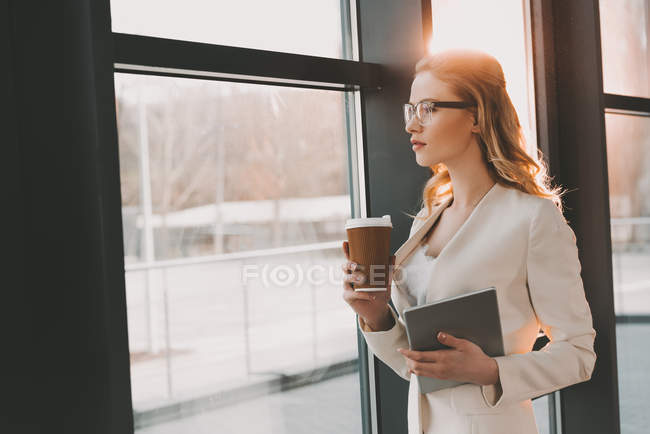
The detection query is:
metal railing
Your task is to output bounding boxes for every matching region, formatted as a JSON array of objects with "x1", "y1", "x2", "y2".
[
  {"x1": 610, "y1": 217, "x2": 650, "y2": 323},
  {"x1": 125, "y1": 240, "x2": 344, "y2": 399}
]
